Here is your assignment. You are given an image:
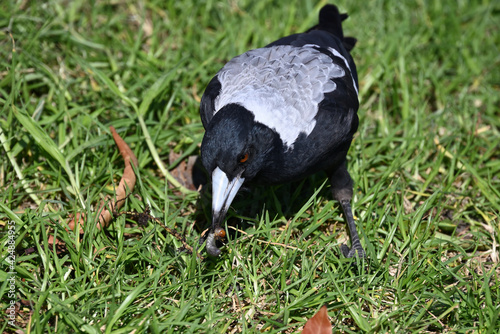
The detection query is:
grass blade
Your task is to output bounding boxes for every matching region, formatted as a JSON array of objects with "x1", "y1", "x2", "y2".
[{"x1": 12, "y1": 106, "x2": 85, "y2": 207}]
